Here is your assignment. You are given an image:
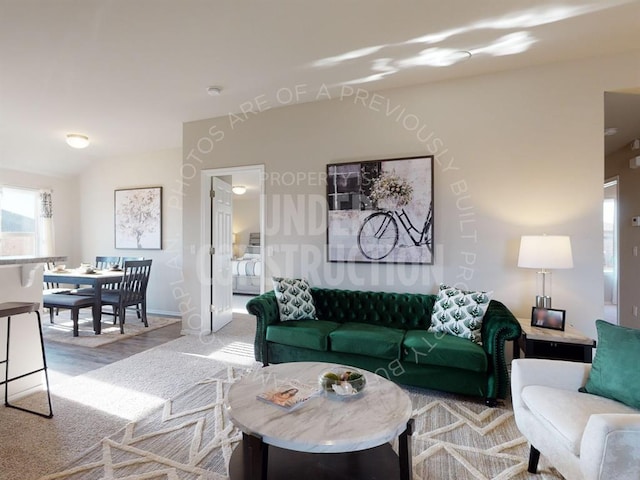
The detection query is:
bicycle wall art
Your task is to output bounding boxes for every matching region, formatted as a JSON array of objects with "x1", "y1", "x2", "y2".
[{"x1": 326, "y1": 156, "x2": 434, "y2": 264}]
